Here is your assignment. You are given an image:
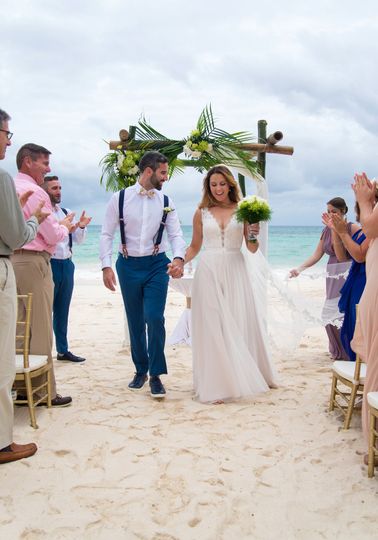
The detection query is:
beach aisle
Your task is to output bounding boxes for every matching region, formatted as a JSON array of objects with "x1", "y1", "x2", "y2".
[{"x1": 3, "y1": 276, "x2": 377, "y2": 540}]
